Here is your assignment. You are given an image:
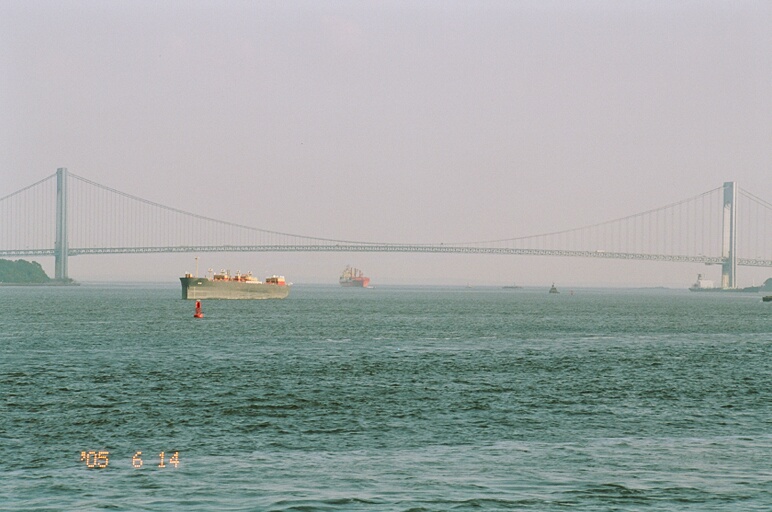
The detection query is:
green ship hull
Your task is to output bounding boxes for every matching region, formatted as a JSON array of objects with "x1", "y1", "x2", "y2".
[{"x1": 180, "y1": 276, "x2": 289, "y2": 300}]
